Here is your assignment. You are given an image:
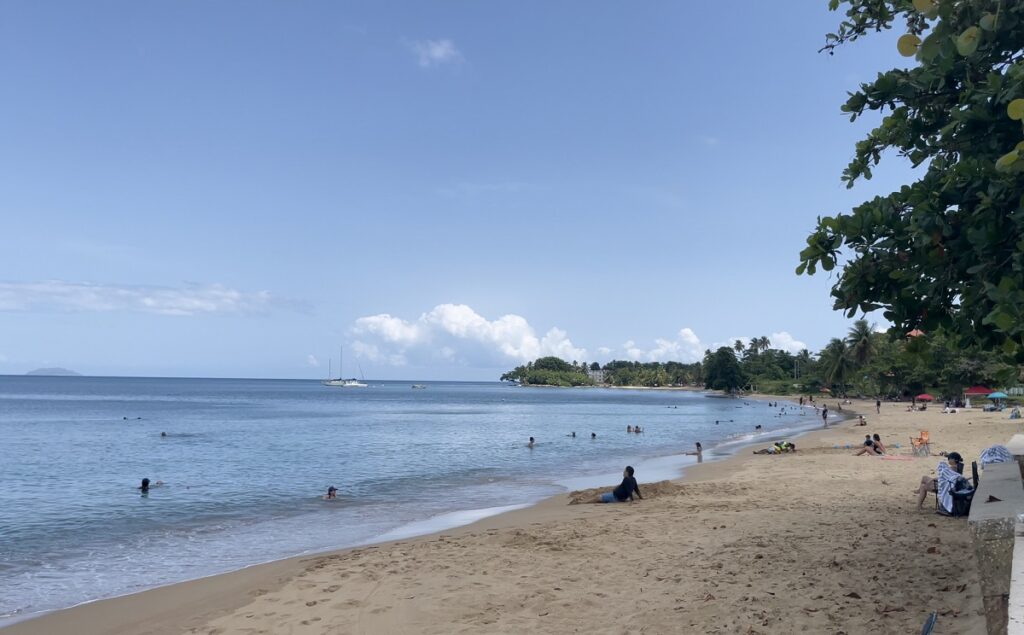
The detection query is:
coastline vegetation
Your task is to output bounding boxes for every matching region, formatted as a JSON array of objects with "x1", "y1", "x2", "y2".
[{"x1": 502, "y1": 320, "x2": 1018, "y2": 399}]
